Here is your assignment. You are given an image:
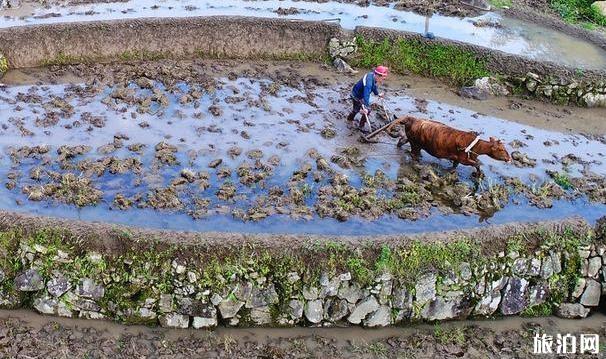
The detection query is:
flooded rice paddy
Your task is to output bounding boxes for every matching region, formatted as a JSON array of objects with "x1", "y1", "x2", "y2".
[
  {"x1": 2, "y1": 0, "x2": 606, "y2": 69},
  {"x1": 0, "y1": 61, "x2": 605, "y2": 235}
]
